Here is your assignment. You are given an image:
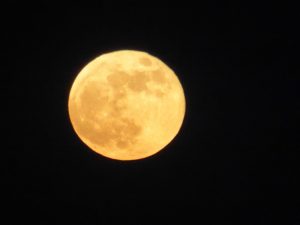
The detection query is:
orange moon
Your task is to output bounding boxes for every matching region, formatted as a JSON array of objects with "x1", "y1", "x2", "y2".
[{"x1": 68, "y1": 50, "x2": 185, "y2": 160}]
